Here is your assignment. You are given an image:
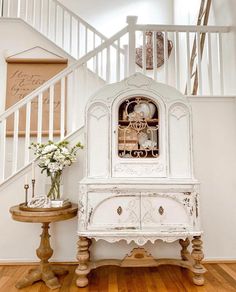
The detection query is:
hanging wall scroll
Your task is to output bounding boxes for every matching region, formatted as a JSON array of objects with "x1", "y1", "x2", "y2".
[{"x1": 5, "y1": 47, "x2": 68, "y2": 136}]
